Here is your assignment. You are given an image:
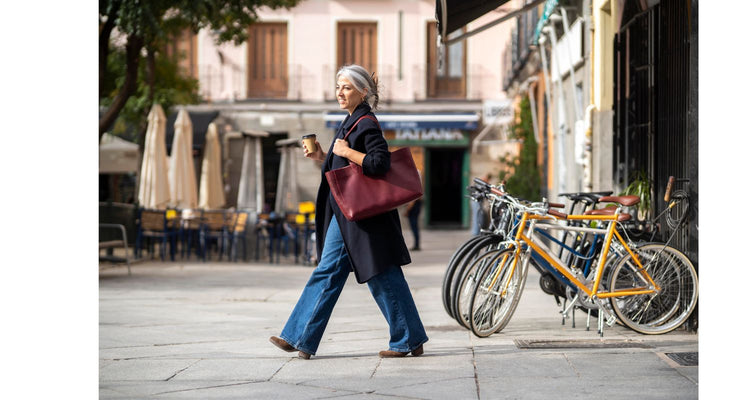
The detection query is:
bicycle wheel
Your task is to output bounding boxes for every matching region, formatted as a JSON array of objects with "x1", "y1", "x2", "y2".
[
  {"x1": 454, "y1": 248, "x2": 508, "y2": 329},
  {"x1": 442, "y1": 235, "x2": 486, "y2": 318},
  {"x1": 608, "y1": 243, "x2": 698, "y2": 334},
  {"x1": 469, "y1": 248, "x2": 528, "y2": 337},
  {"x1": 450, "y1": 235, "x2": 504, "y2": 323}
]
